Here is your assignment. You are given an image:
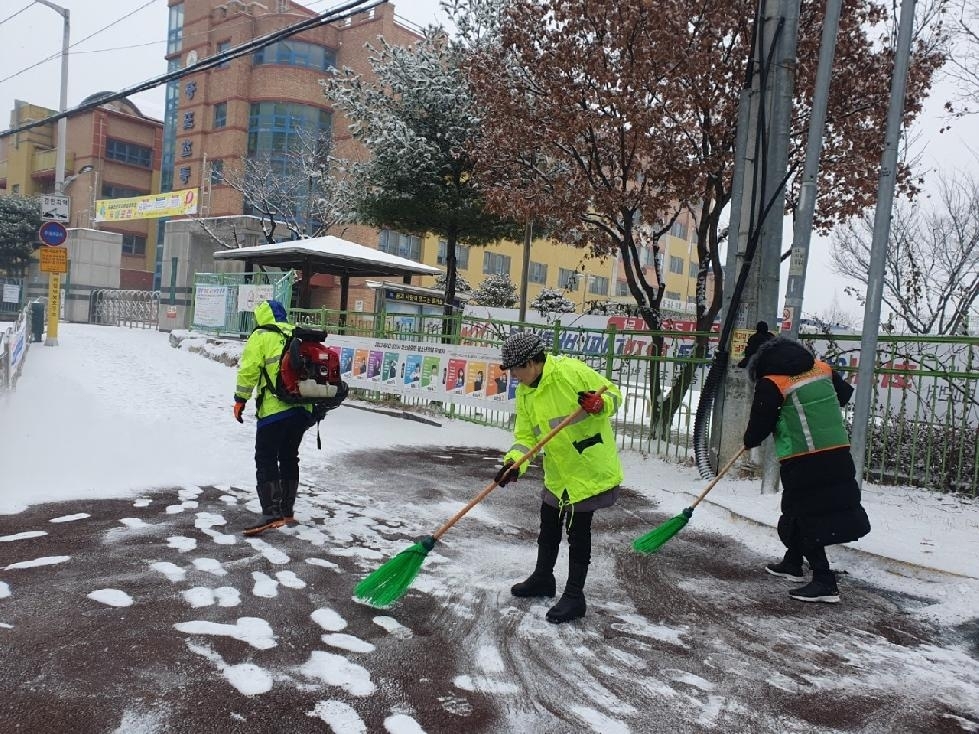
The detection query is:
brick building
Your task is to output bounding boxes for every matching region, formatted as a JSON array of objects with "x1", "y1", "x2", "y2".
[
  {"x1": 160, "y1": 0, "x2": 420, "y2": 305},
  {"x1": 0, "y1": 96, "x2": 163, "y2": 289}
]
